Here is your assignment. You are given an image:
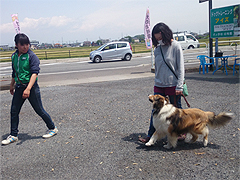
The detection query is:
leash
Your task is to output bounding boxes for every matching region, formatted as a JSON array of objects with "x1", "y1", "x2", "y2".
[
  {"x1": 182, "y1": 94, "x2": 190, "y2": 107},
  {"x1": 174, "y1": 94, "x2": 190, "y2": 108}
]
